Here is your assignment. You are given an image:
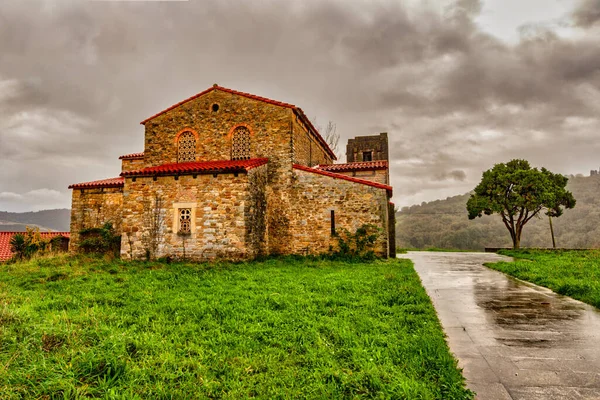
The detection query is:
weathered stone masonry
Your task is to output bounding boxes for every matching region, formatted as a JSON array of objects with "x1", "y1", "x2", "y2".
[
  {"x1": 120, "y1": 164, "x2": 267, "y2": 261},
  {"x1": 290, "y1": 166, "x2": 390, "y2": 257},
  {"x1": 69, "y1": 85, "x2": 394, "y2": 260},
  {"x1": 69, "y1": 181, "x2": 123, "y2": 252}
]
